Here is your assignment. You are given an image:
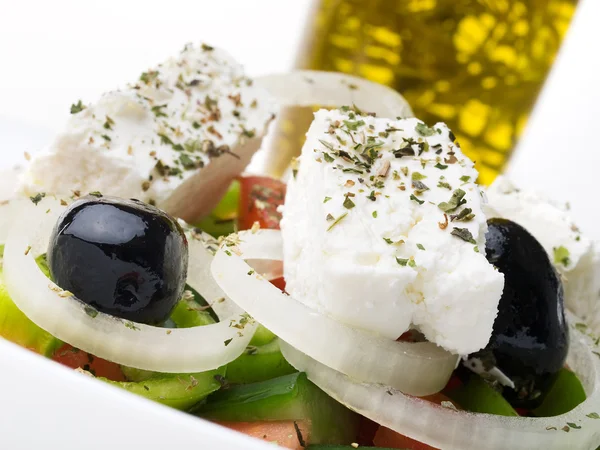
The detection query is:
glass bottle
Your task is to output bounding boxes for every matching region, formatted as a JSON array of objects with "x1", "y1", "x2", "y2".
[{"x1": 265, "y1": 0, "x2": 578, "y2": 184}]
